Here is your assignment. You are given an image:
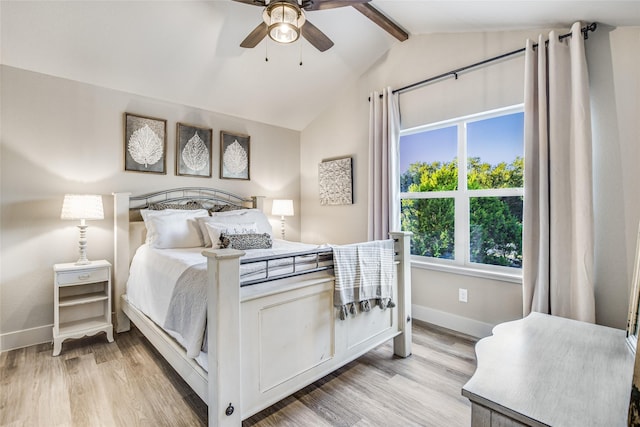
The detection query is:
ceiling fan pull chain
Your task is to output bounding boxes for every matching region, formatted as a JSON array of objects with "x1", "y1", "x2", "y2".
[
  {"x1": 265, "y1": 39, "x2": 269, "y2": 62},
  {"x1": 298, "y1": 15, "x2": 302, "y2": 66},
  {"x1": 299, "y1": 40, "x2": 303, "y2": 66}
]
